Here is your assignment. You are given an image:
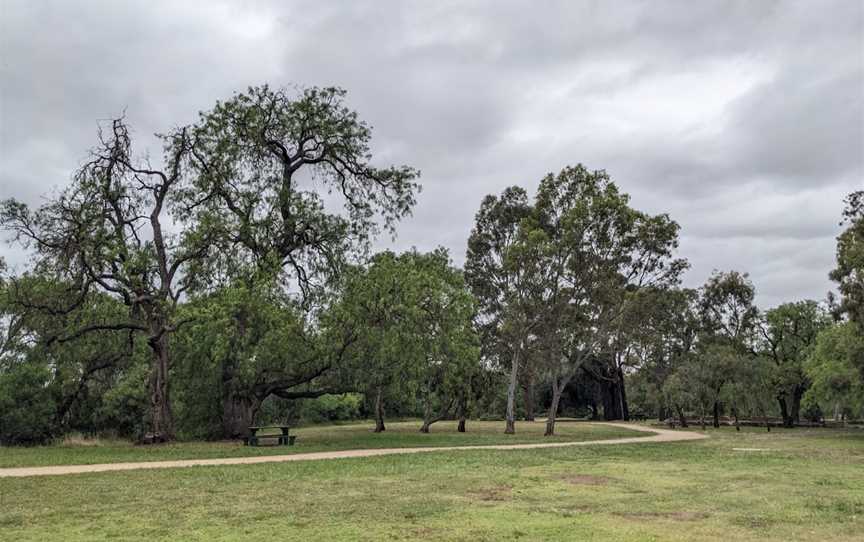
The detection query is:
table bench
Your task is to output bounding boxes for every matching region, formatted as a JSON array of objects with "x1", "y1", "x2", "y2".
[{"x1": 244, "y1": 425, "x2": 296, "y2": 446}]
